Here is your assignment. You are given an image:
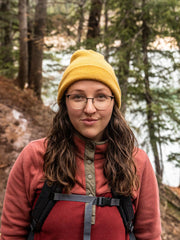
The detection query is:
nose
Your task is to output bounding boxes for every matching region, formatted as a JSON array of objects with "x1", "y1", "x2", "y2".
[{"x1": 83, "y1": 98, "x2": 96, "y2": 114}]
